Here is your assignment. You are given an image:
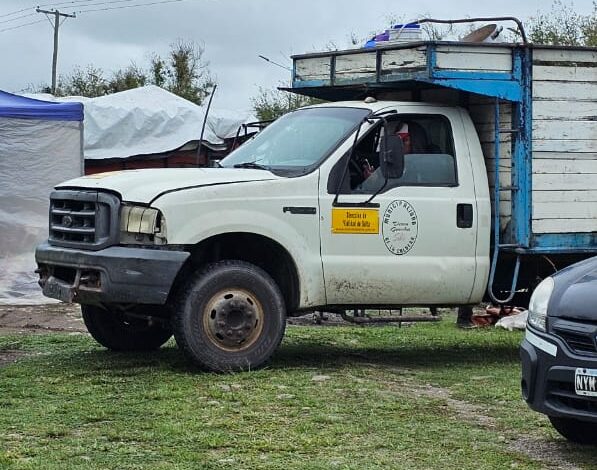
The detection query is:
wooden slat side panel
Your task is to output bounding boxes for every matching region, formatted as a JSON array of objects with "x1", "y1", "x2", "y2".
[
  {"x1": 533, "y1": 219, "x2": 597, "y2": 233},
  {"x1": 533, "y1": 65, "x2": 597, "y2": 82},
  {"x1": 532, "y1": 151, "x2": 597, "y2": 160},
  {"x1": 466, "y1": 100, "x2": 513, "y2": 229},
  {"x1": 534, "y1": 190, "x2": 597, "y2": 203},
  {"x1": 534, "y1": 202, "x2": 597, "y2": 219},
  {"x1": 533, "y1": 120, "x2": 597, "y2": 141},
  {"x1": 435, "y1": 45, "x2": 512, "y2": 72},
  {"x1": 533, "y1": 140, "x2": 595, "y2": 153},
  {"x1": 533, "y1": 101, "x2": 597, "y2": 121},
  {"x1": 335, "y1": 53, "x2": 377, "y2": 82},
  {"x1": 533, "y1": 48, "x2": 597, "y2": 63},
  {"x1": 380, "y1": 47, "x2": 427, "y2": 73},
  {"x1": 532, "y1": 173, "x2": 597, "y2": 191},
  {"x1": 533, "y1": 81, "x2": 597, "y2": 100},
  {"x1": 533, "y1": 159, "x2": 597, "y2": 174},
  {"x1": 295, "y1": 57, "x2": 331, "y2": 82}
]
